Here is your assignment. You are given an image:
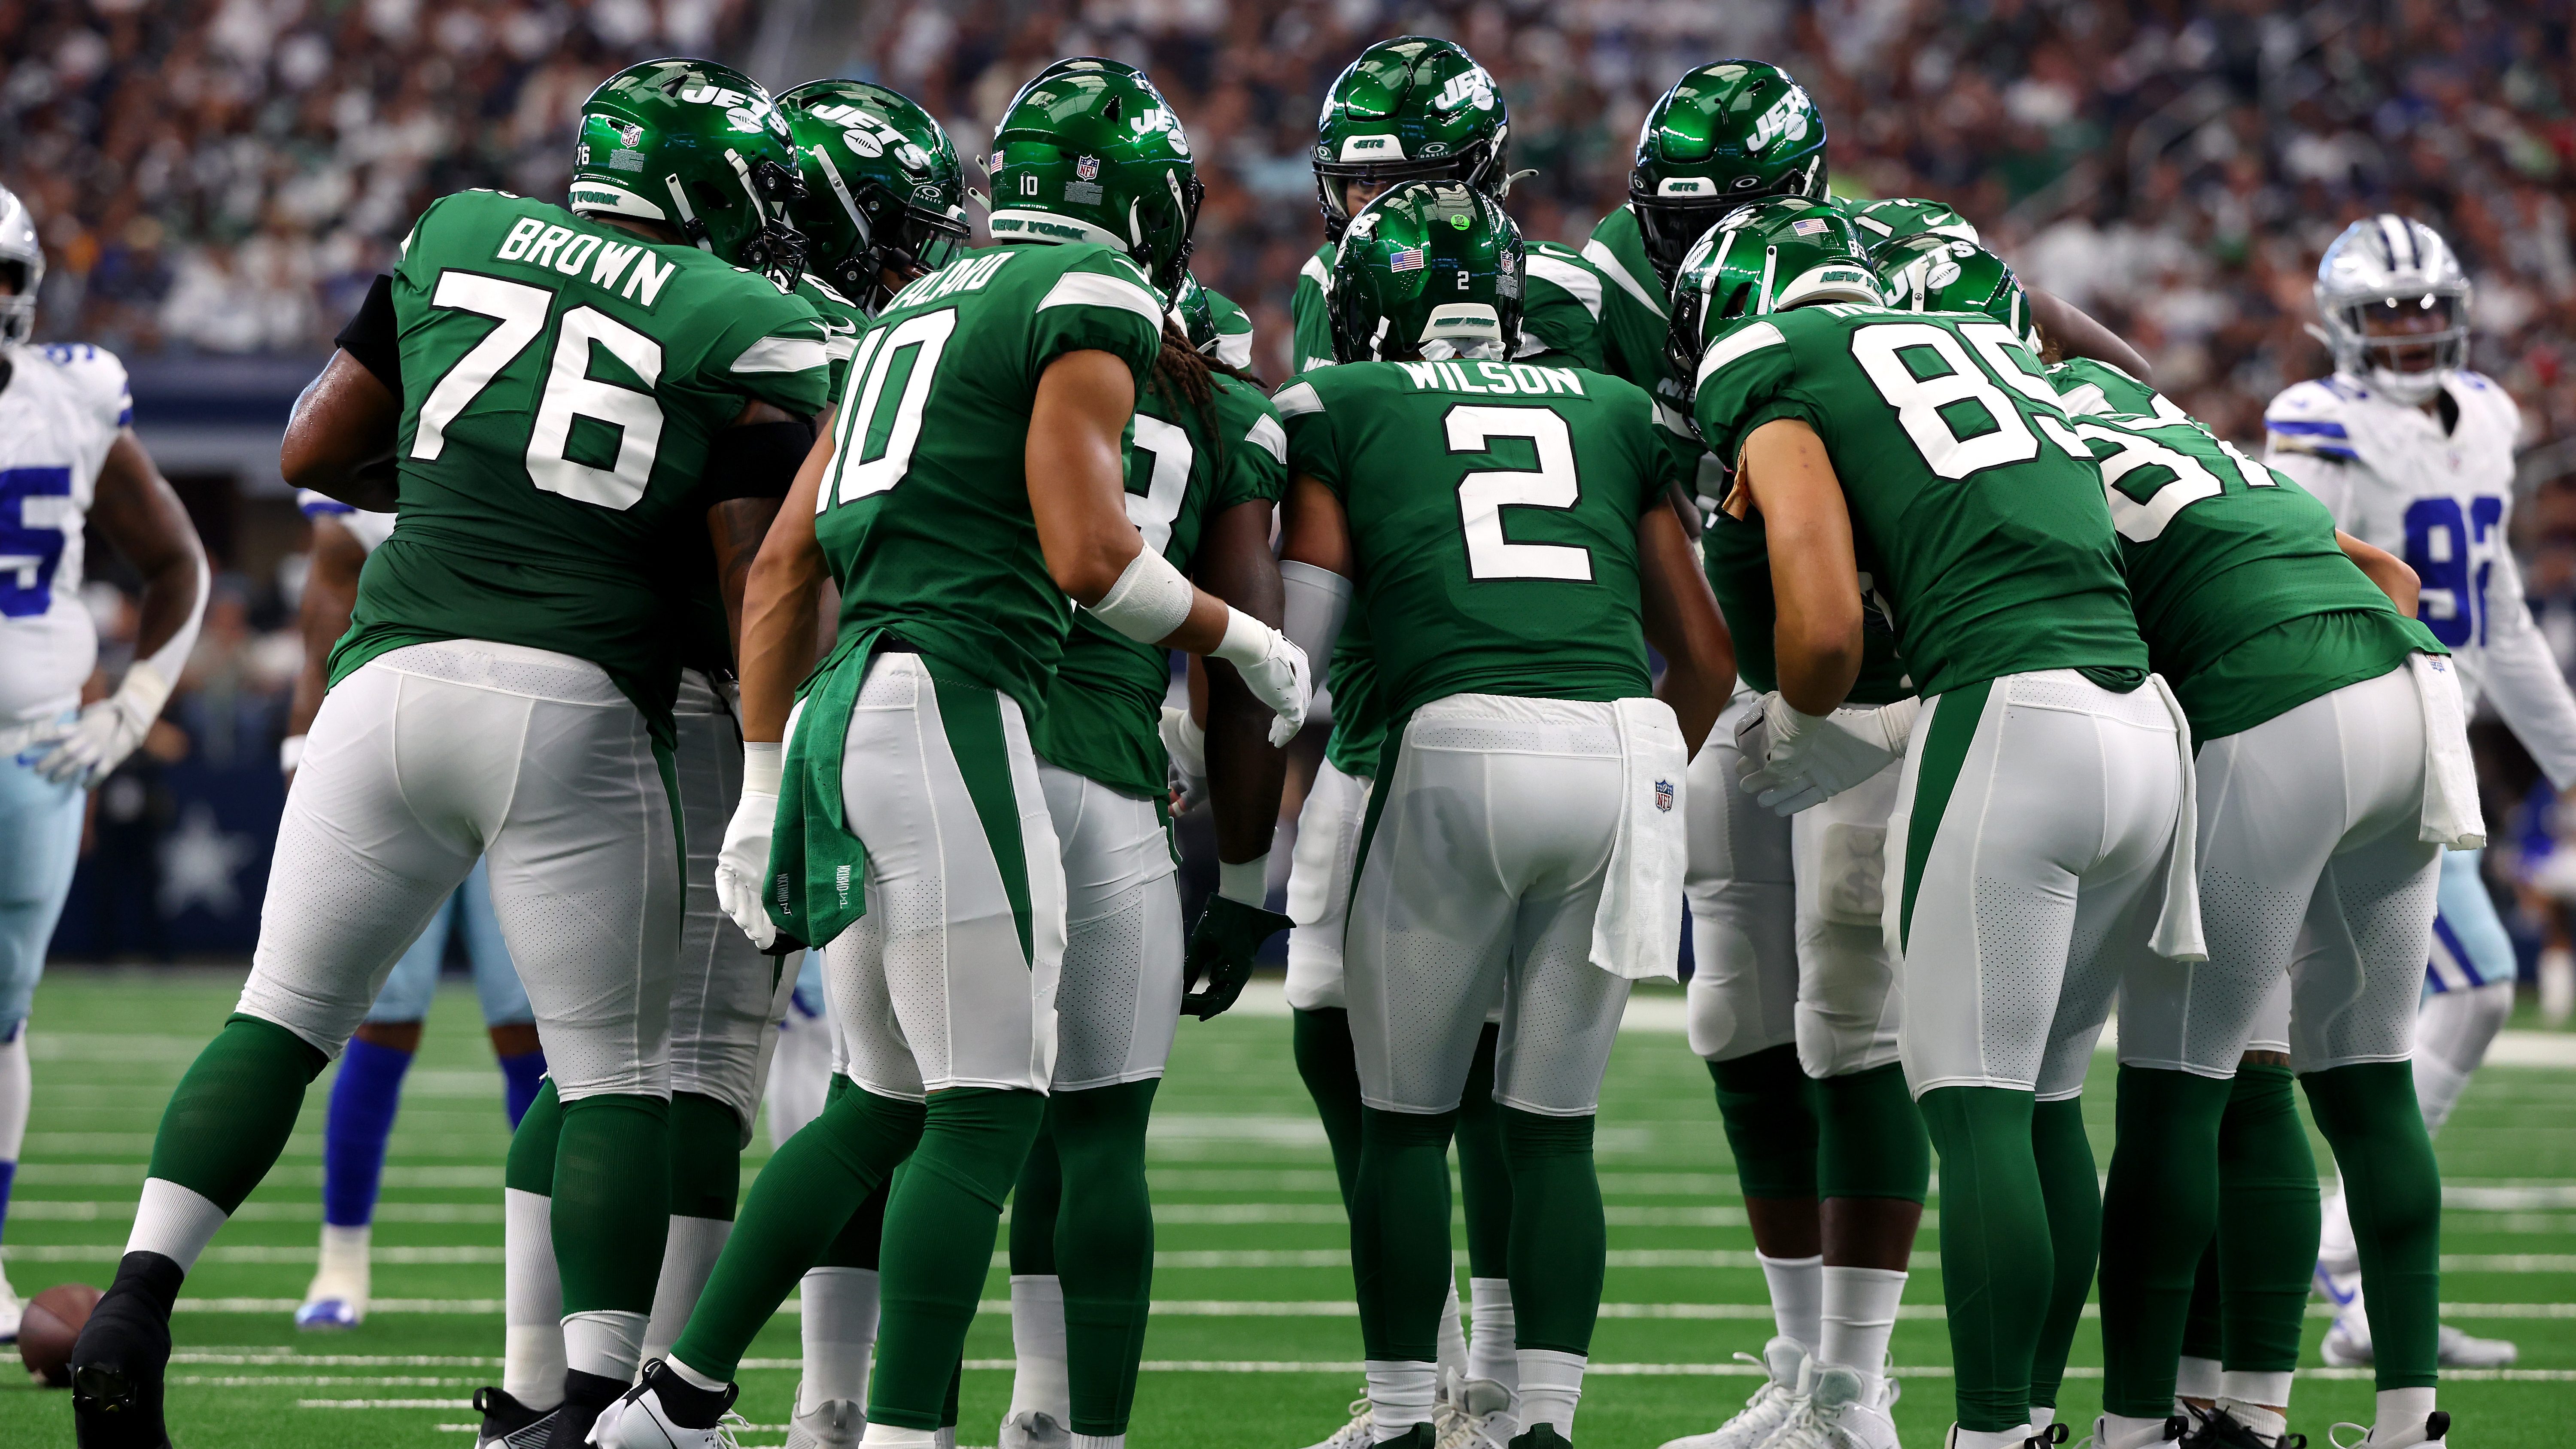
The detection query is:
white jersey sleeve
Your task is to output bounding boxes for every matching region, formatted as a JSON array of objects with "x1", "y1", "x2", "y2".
[
  {"x1": 0, "y1": 343, "x2": 133, "y2": 723},
  {"x1": 295, "y1": 489, "x2": 397, "y2": 554}
]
